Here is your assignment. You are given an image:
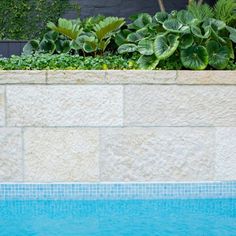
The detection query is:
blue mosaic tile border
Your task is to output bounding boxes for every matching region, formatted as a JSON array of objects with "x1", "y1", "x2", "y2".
[{"x1": 0, "y1": 182, "x2": 236, "y2": 200}]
